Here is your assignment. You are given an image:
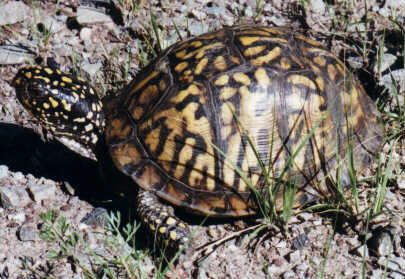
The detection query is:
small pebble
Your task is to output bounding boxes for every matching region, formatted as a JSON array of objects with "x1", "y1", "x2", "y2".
[
  {"x1": 18, "y1": 224, "x2": 37, "y2": 241},
  {"x1": 80, "y1": 207, "x2": 108, "y2": 227},
  {"x1": 77, "y1": 7, "x2": 113, "y2": 25},
  {"x1": 0, "y1": 186, "x2": 31, "y2": 208},
  {"x1": 7, "y1": 212, "x2": 26, "y2": 223},
  {"x1": 0, "y1": 165, "x2": 9, "y2": 180},
  {"x1": 28, "y1": 184, "x2": 57, "y2": 202},
  {"x1": 0, "y1": 1, "x2": 31, "y2": 26}
]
